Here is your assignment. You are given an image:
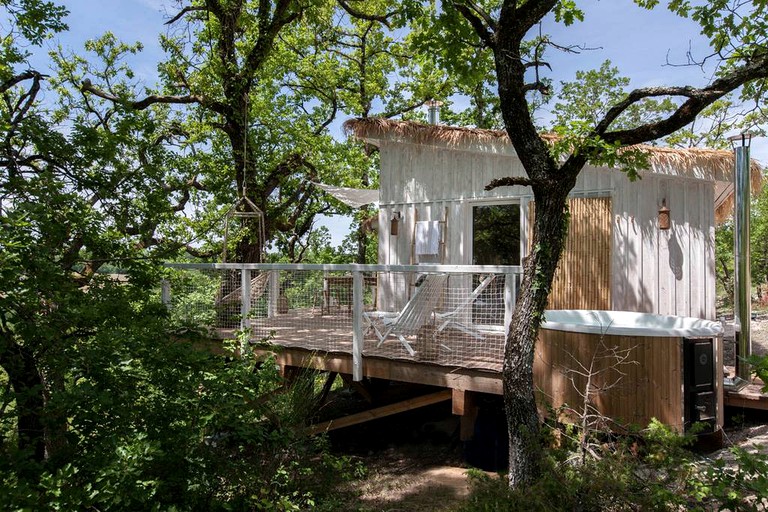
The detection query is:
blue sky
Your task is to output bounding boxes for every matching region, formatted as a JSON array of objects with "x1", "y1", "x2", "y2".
[{"x1": 27, "y1": 0, "x2": 768, "y2": 244}]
